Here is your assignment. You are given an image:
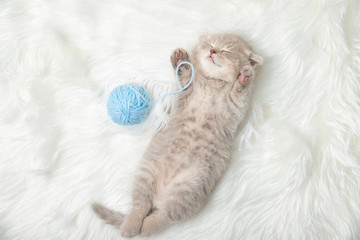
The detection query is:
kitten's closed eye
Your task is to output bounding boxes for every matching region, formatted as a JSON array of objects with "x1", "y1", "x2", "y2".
[
  {"x1": 201, "y1": 41, "x2": 213, "y2": 48},
  {"x1": 206, "y1": 45, "x2": 232, "y2": 55},
  {"x1": 220, "y1": 50, "x2": 232, "y2": 54},
  {"x1": 201, "y1": 42, "x2": 231, "y2": 55}
]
